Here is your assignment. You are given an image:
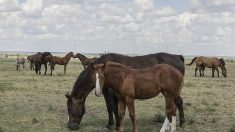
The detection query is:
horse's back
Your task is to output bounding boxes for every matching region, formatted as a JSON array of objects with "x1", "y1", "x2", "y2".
[{"x1": 105, "y1": 52, "x2": 185, "y2": 75}]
